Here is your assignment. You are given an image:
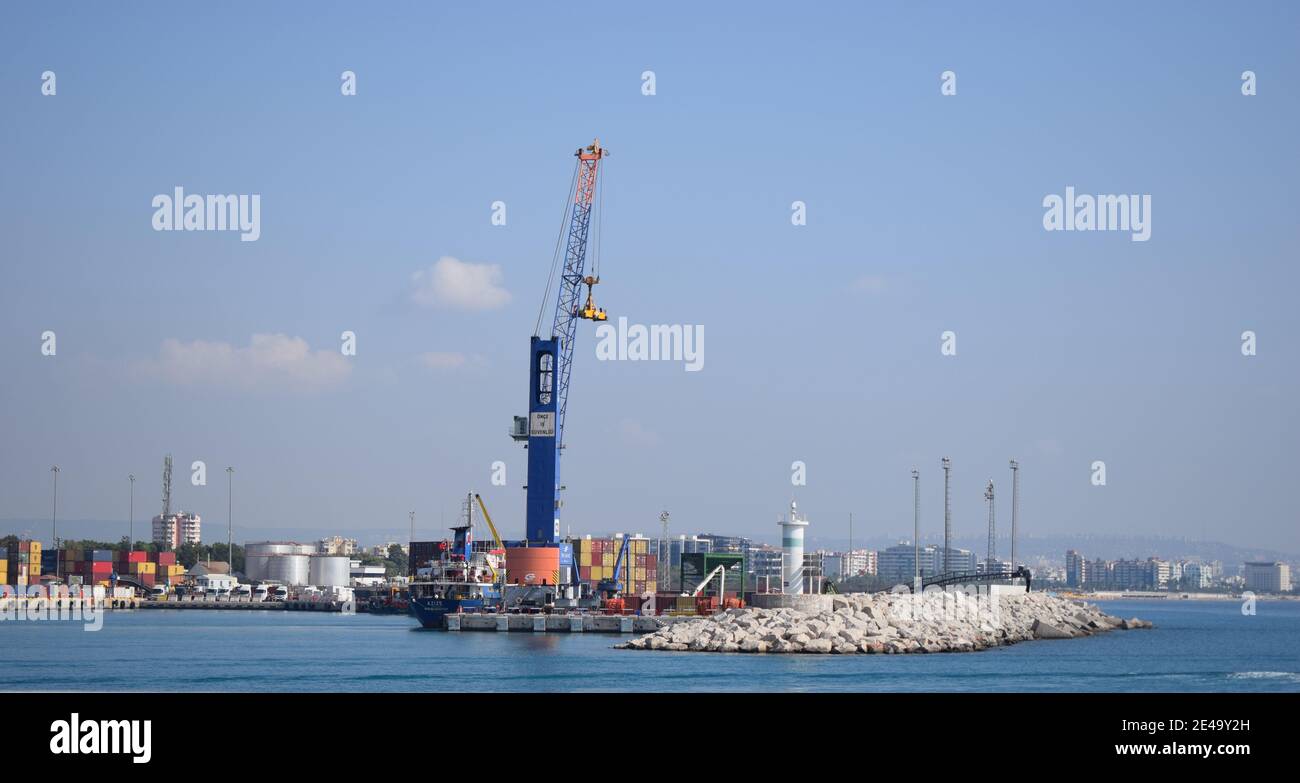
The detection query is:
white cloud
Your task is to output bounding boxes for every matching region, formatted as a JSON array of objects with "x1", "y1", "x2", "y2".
[
  {"x1": 137, "y1": 334, "x2": 351, "y2": 392},
  {"x1": 850, "y1": 275, "x2": 887, "y2": 293},
  {"x1": 411, "y1": 256, "x2": 511, "y2": 310}
]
